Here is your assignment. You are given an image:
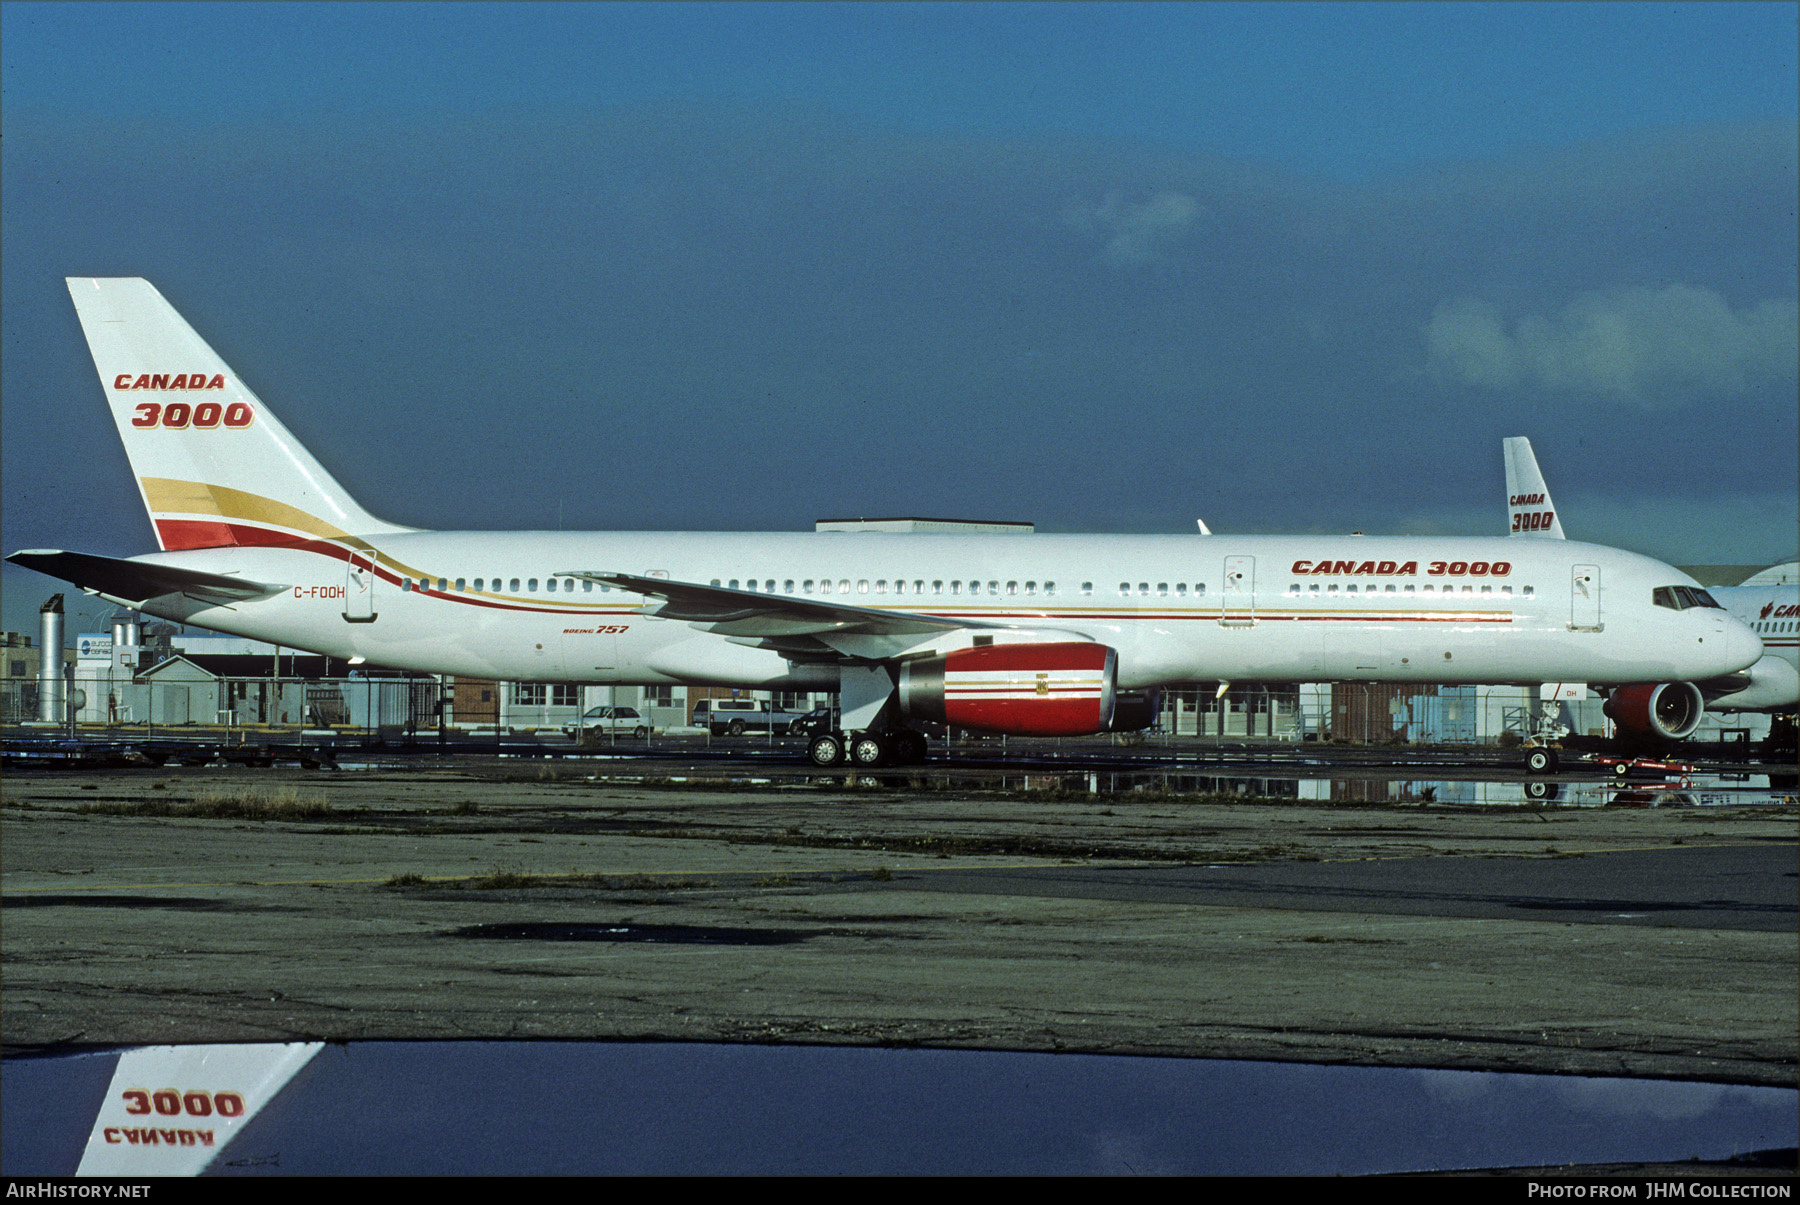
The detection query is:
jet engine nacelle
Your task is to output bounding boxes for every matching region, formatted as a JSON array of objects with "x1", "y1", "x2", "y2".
[
  {"x1": 1604, "y1": 681, "x2": 1705, "y2": 743},
  {"x1": 898, "y1": 642, "x2": 1118, "y2": 736},
  {"x1": 1704, "y1": 655, "x2": 1800, "y2": 714},
  {"x1": 1109, "y1": 689, "x2": 1163, "y2": 733}
]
